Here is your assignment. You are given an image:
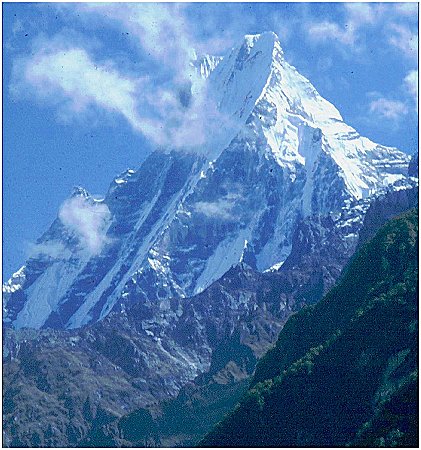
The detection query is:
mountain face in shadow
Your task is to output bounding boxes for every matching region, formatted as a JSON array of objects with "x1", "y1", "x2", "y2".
[{"x1": 201, "y1": 208, "x2": 419, "y2": 448}]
